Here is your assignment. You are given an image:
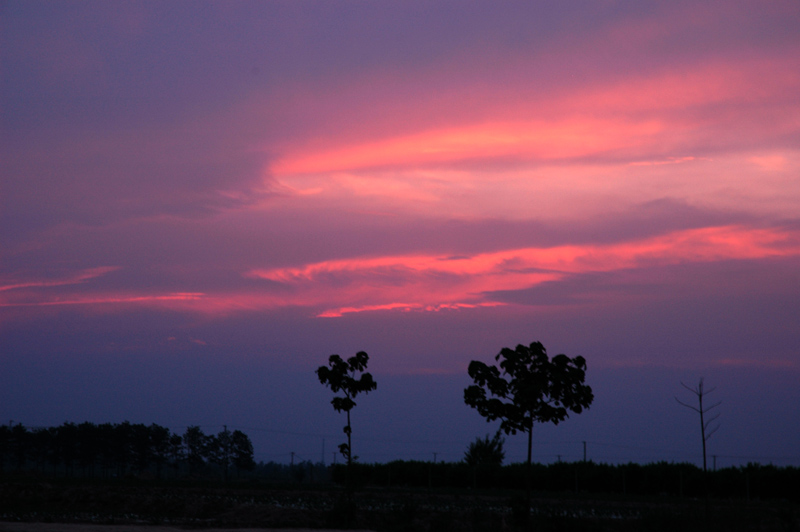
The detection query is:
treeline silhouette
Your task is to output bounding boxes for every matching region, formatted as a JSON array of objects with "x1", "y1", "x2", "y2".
[
  {"x1": 330, "y1": 460, "x2": 800, "y2": 502},
  {"x1": 3, "y1": 421, "x2": 798, "y2": 502},
  {"x1": 0, "y1": 422, "x2": 255, "y2": 481}
]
